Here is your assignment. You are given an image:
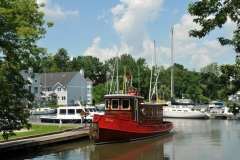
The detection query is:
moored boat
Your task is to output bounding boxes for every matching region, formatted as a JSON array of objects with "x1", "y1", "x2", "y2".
[
  {"x1": 31, "y1": 107, "x2": 57, "y2": 115},
  {"x1": 40, "y1": 106, "x2": 95, "y2": 123},
  {"x1": 163, "y1": 98, "x2": 208, "y2": 119},
  {"x1": 91, "y1": 93, "x2": 173, "y2": 145}
]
